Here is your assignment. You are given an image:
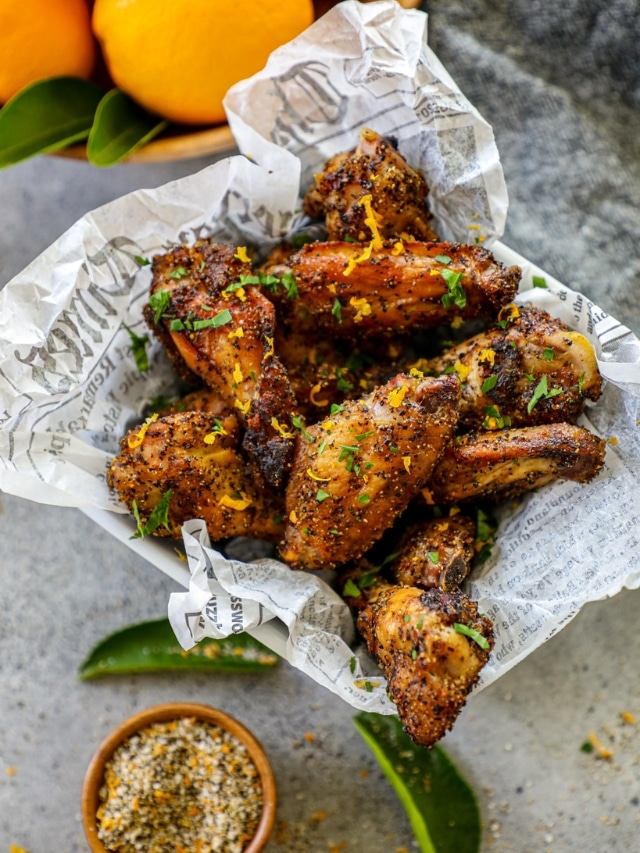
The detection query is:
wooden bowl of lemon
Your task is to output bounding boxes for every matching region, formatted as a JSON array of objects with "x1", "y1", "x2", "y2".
[{"x1": 0, "y1": 0, "x2": 420, "y2": 167}]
